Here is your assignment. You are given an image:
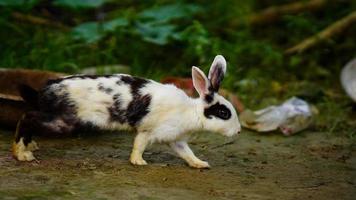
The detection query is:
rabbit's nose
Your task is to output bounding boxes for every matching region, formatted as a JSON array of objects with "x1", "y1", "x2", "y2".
[{"x1": 236, "y1": 130, "x2": 241, "y2": 134}]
